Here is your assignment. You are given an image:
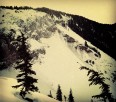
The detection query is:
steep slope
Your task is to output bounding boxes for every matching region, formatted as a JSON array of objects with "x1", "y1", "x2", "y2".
[
  {"x1": 32, "y1": 30, "x2": 100, "y2": 102},
  {"x1": 68, "y1": 15, "x2": 116, "y2": 60},
  {"x1": 0, "y1": 7, "x2": 116, "y2": 102},
  {"x1": 35, "y1": 7, "x2": 116, "y2": 60}
]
